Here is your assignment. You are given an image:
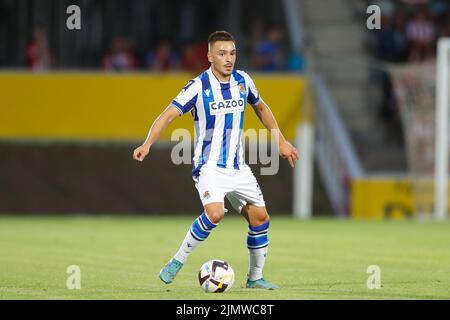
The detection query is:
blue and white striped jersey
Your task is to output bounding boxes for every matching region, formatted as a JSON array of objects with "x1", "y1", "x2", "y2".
[{"x1": 171, "y1": 67, "x2": 261, "y2": 176}]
